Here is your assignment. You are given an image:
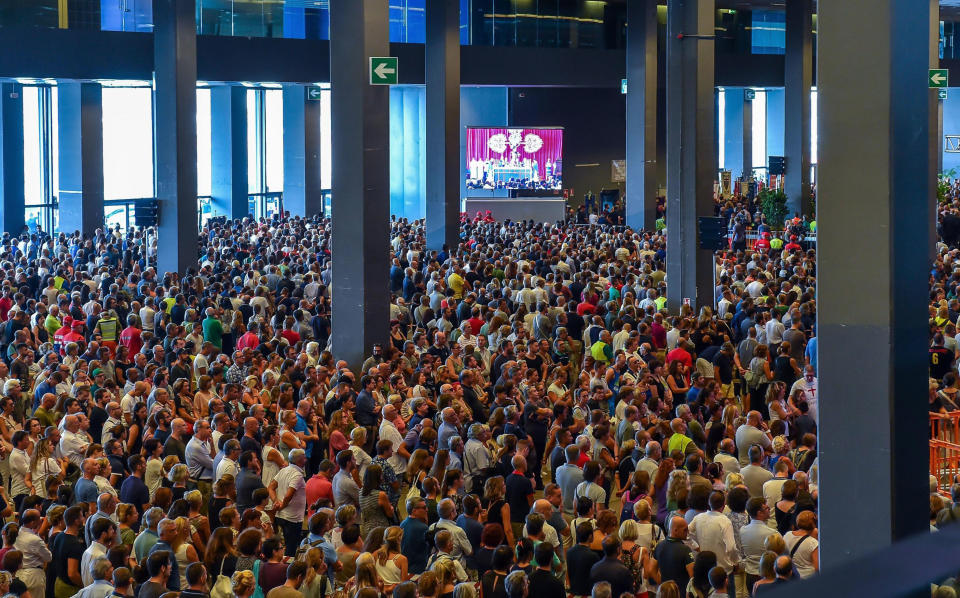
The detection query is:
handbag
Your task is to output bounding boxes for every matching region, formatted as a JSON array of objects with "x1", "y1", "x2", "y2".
[{"x1": 210, "y1": 560, "x2": 234, "y2": 598}]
